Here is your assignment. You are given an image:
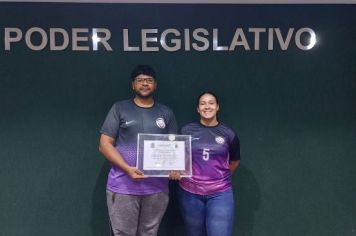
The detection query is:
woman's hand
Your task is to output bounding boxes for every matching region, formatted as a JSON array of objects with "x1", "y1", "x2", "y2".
[{"x1": 168, "y1": 171, "x2": 182, "y2": 180}]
